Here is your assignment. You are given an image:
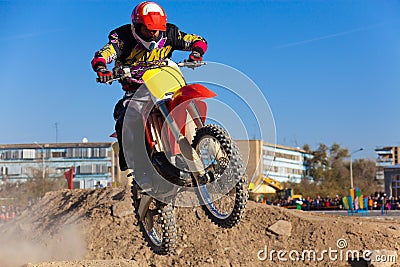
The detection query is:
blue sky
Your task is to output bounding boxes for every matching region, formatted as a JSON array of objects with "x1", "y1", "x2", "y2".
[{"x1": 1, "y1": 0, "x2": 399, "y2": 159}]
